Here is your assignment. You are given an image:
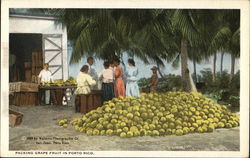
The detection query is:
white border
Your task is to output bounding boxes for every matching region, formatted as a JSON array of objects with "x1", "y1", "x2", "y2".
[{"x1": 1, "y1": 0, "x2": 249, "y2": 157}]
